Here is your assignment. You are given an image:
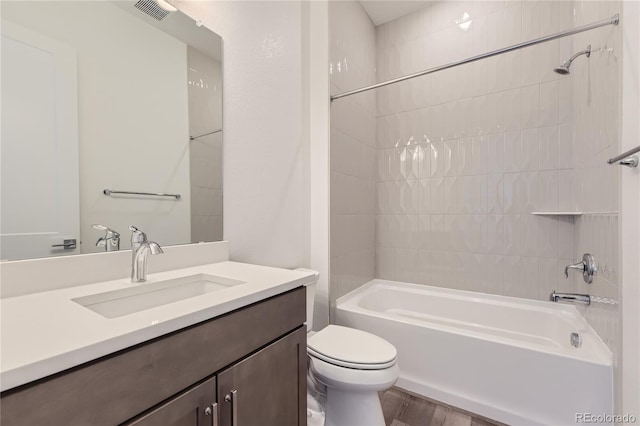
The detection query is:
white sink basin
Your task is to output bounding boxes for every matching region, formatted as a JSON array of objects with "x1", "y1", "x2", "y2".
[{"x1": 72, "y1": 274, "x2": 245, "y2": 318}]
